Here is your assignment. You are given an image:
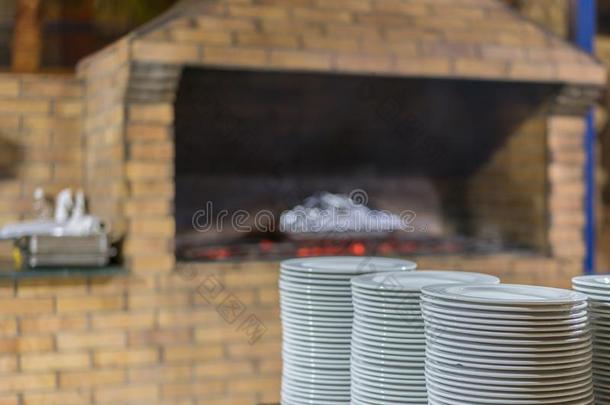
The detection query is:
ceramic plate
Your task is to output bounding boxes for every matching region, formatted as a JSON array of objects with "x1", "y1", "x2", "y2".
[
  {"x1": 352, "y1": 270, "x2": 499, "y2": 291},
  {"x1": 280, "y1": 256, "x2": 416, "y2": 274},
  {"x1": 422, "y1": 284, "x2": 587, "y2": 306}
]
